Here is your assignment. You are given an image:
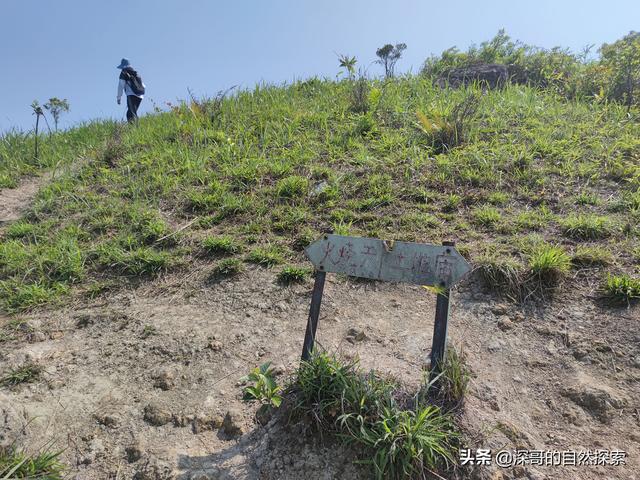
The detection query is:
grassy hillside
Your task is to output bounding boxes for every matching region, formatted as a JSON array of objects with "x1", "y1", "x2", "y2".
[{"x1": 1, "y1": 77, "x2": 639, "y2": 312}]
